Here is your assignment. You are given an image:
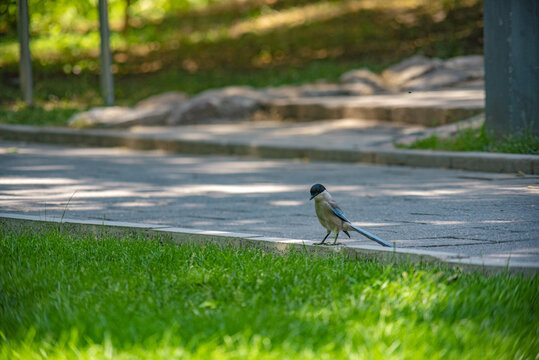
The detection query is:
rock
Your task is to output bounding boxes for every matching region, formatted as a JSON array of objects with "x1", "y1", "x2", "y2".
[
  {"x1": 135, "y1": 91, "x2": 189, "y2": 109},
  {"x1": 381, "y1": 55, "x2": 485, "y2": 91},
  {"x1": 167, "y1": 86, "x2": 266, "y2": 125},
  {"x1": 69, "y1": 107, "x2": 130, "y2": 128},
  {"x1": 68, "y1": 55, "x2": 486, "y2": 128},
  {"x1": 382, "y1": 55, "x2": 444, "y2": 87},
  {"x1": 339, "y1": 68, "x2": 387, "y2": 94},
  {"x1": 340, "y1": 82, "x2": 385, "y2": 96},
  {"x1": 340, "y1": 68, "x2": 380, "y2": 84},
  {"x1": 68, "y1": 105, "x2": 173, "y2": 128},
  {"x1": 400, "y1": 67, "x2": 469, "y2": 91},
  {"x1": 263, "y1": 81, "x2": 385, "y2": 98},
  {"x1": 444, "y1": 55, "x2": 484, "y2": 79},
  {"x1": 298, "y1": 84, "x2": 350, "y2": 97},
  {"x1": 262, "y1": 85, "x2": 303, "y2": 99},
  {"x1": 68, "y1": 91, "x2": 190, "y2": 128},
  {"x1": 169, "y1": 99, "x2": 219, "y2": 125}
]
